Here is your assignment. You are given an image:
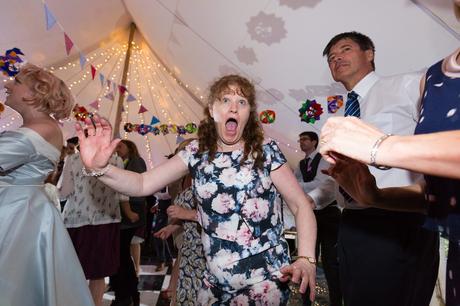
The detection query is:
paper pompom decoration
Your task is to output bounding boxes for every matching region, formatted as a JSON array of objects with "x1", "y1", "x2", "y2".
[
  {"x1": 298, "y1": 99, "x2": 323, "y2": 124},
  {"x1": 259, "y1": 109, "x2": 276, "y2": 124},
  {"x1": 0, "y1": 48, "x2": 25, "y2": 77}
]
